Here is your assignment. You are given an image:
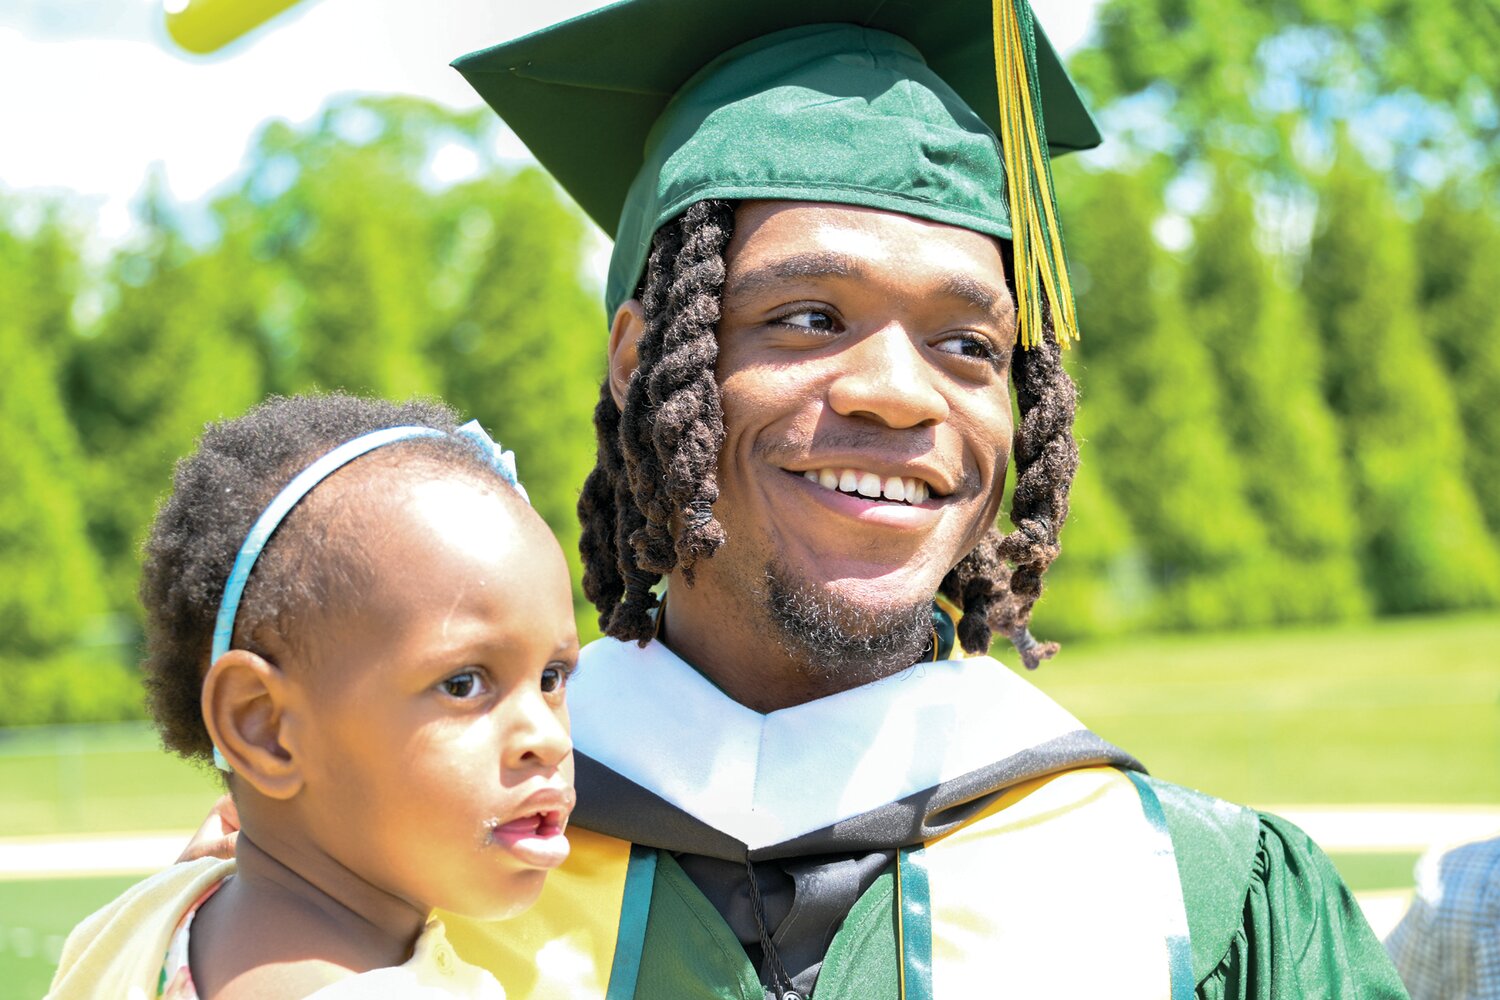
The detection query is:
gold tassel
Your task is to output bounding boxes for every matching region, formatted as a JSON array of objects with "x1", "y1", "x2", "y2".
[{"x1": 992, "y1": 0, "x2": 1080, "y2": 349}]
